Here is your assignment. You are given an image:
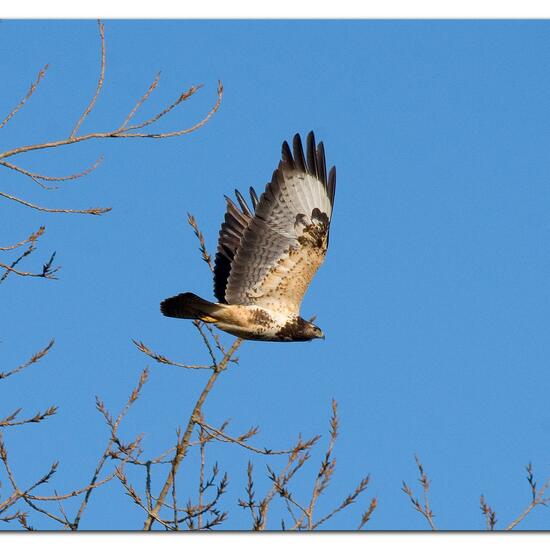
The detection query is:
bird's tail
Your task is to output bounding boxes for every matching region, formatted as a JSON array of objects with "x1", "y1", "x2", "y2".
[{"x1": 160, "y1": 292, "x2": 223, "y2": 323}]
